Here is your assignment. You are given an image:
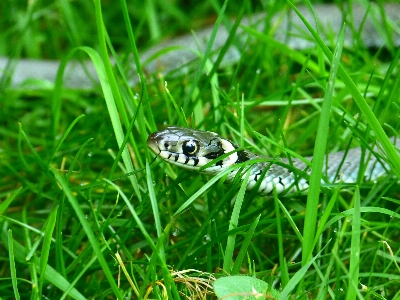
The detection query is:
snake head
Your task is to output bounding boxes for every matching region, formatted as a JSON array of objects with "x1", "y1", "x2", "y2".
[{"x1": 147, "y1": 126, "x2": 240, "y2": 174}]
